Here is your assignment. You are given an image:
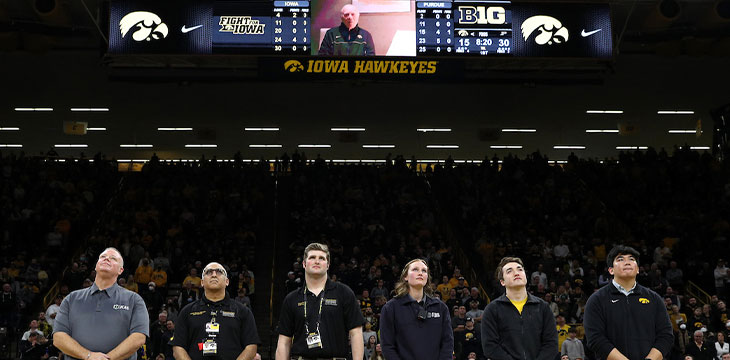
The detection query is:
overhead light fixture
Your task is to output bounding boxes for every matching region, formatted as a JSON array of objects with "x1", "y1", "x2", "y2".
[
  {"x1": 184, "y1": 144, "x2": 217, "y2": 148},
  {"x1": 668, "y1": 130, "x2": 697, "y2": 134},
  {"x1": 0, "y1": 144, "x2": 22, "y2": 148},
  {"x1": 0, "y1": 127, "x2": 20, "y2": 131},
  {"x1": 298, "y1": 144, "x2": 331, "y2": 148},
  {"x1": 249, "y1": 144, "x2": 283, "y2": 148},
  {"x1": 117, "y1": 159, "x2": 149, "y2": 163},
  {"x1": 15, "y1": 108, "x2": 53, "y2": 111},
  {"x1": 553, "y1": 145, "x2": 586, "y2": 150},
  {"x1": 657, "y1": 110, "x2": 694, "y2": 115},
  {"x1": 120, "y1": 144, "x2": 153, "y2": 148},
  {"x1": 490, "y1": 145, "x2": 523, "y2": 149},
  {"x1": 426, "y1": 145, "x2": 459, "y2": 149},
  {"x1": 331, "y1": 128, "x2": 366, "y2": 131},
  {"x1": 417, "y1": 128, "x2": 451, "y2": 132},
  {"x1": 362, "y1": 145, "x2": 395, "y2": 148},
  {"x1": 87, "y1": 127, "x2": 107, "y2": 131},
  {"x1": 616, "y1": 146, "x2": 648, "y2": 150},
  {"x1": 501, "y1": 129, "x2": 536, "y2": 133},
  {"x1": 586, "y1": 110, "x2": 623, "y2": 114},
  {"x1": 244, "y1": 127, "x2": 280, "y2": 131},
  {"x1": 548, "y1": 160, "x2": 568, "y2": 164},
  {"x1": 70, "y1": 108, "x2": 110, "y2": 112},
  {"x1": 158, "y1": 128, "x2": 193, "y2": 131},
  {"x1": 690, "y1": 146, "x2": 710, "y2": 150},
  {"x1": 586, "y1": 129, "x2": 619, "y2": 133},
  {"x1": 54, "y1": 144, "x2": 88, "y2": 148}
]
